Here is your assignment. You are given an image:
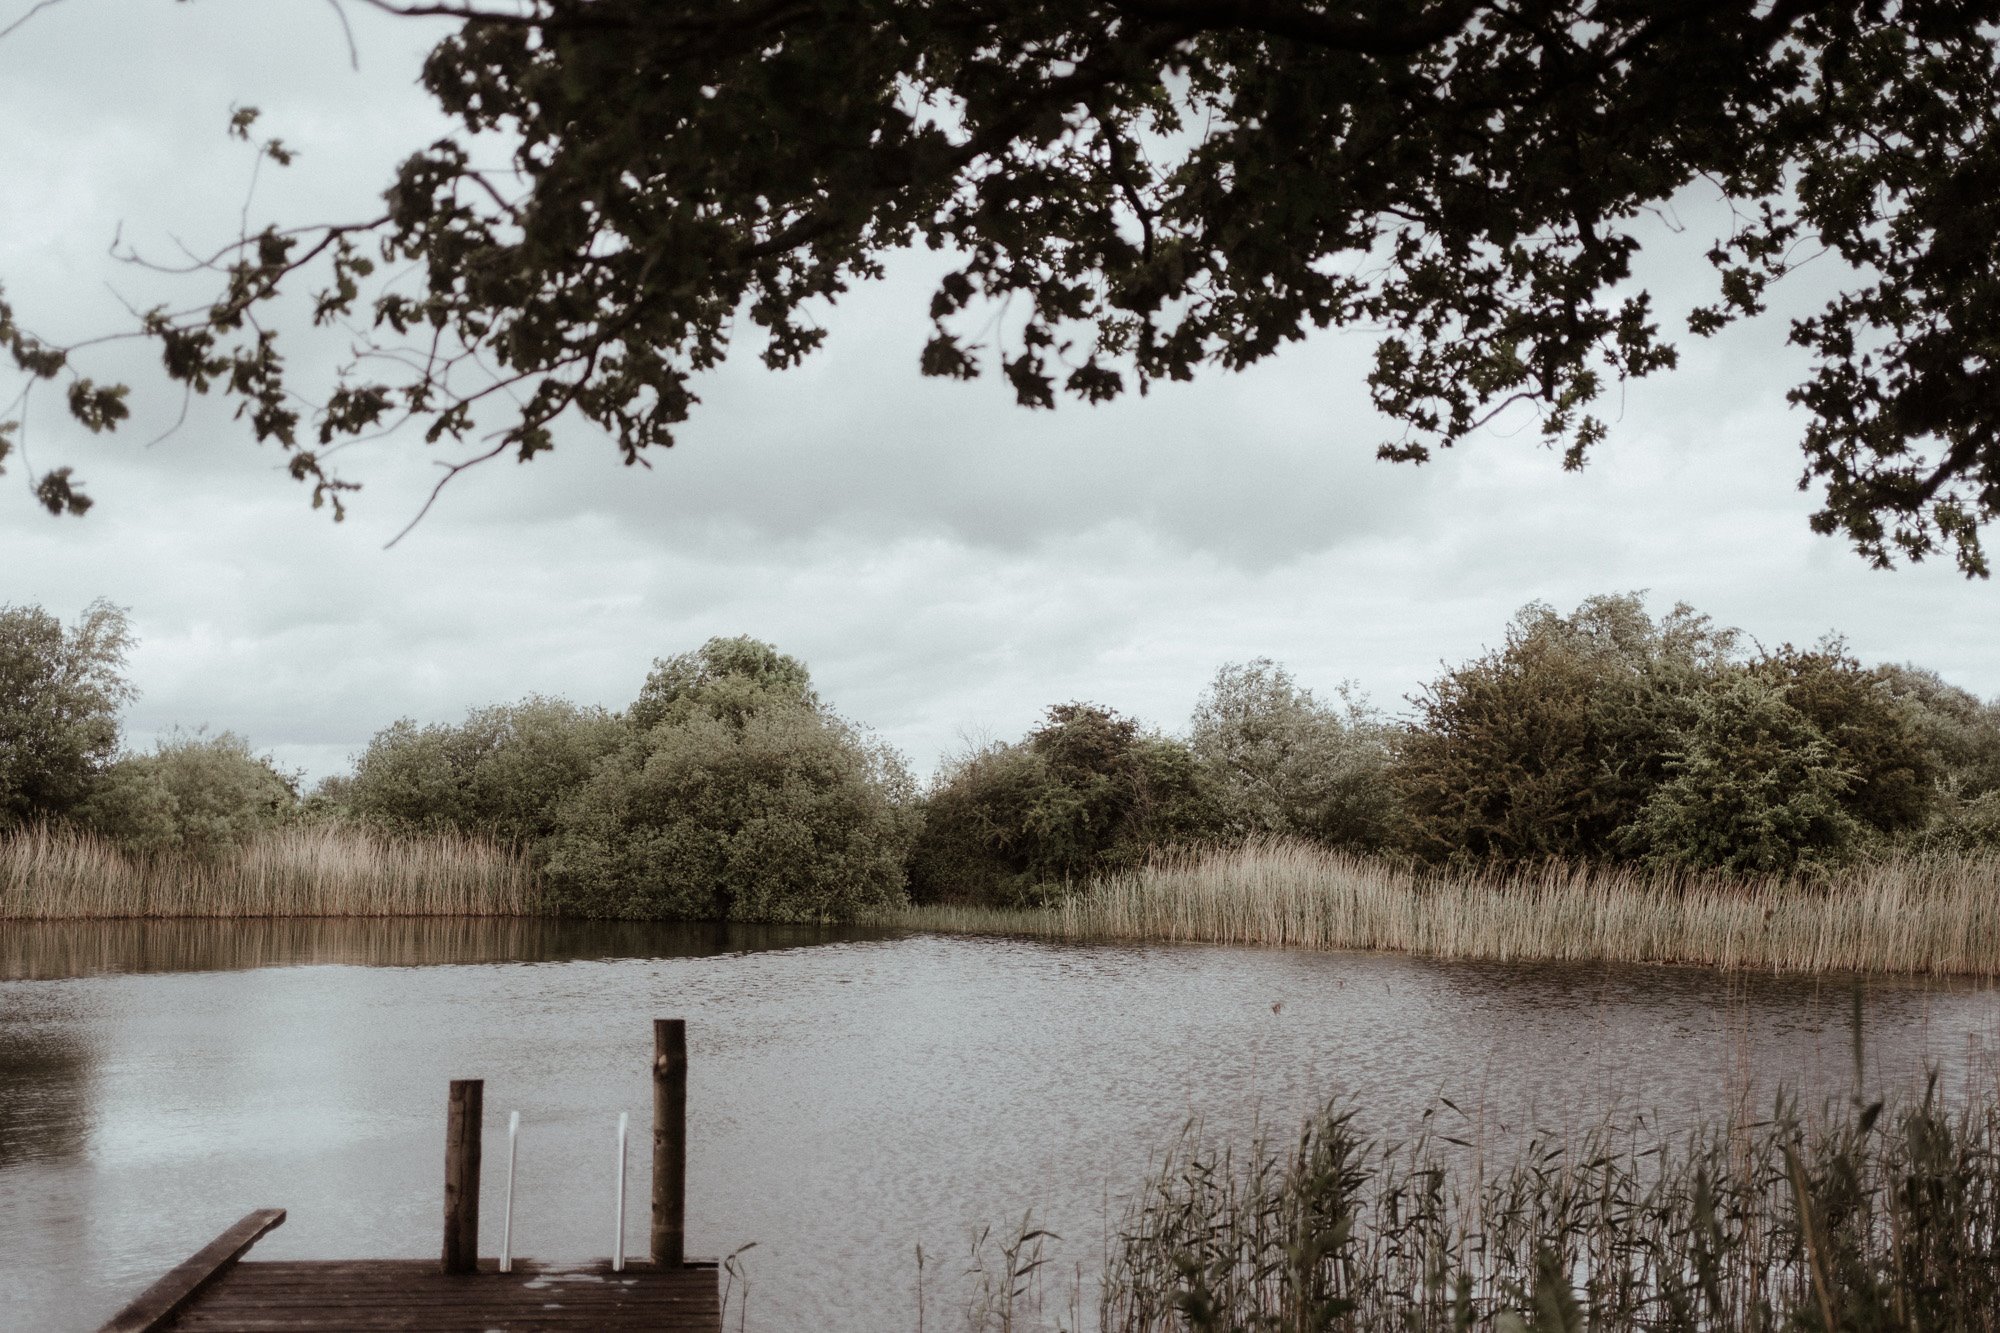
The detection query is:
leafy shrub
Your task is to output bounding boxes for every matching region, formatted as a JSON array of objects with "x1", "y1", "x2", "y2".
[
  {"x1": 1189, "y1": 658, "x2": 1394, "y2": 849},
  {"x1": 1626, "y1": 674, "x2": 1863, "y2": 873},
  {"x1": 1753, "y1": 644, "x2": 1937, "y2": 837},
  {"x1": 1864, "y1": 666, "x2": 2000, "y2": 854},
  {"x1": 541, "y1": 637, "x2": 915, "y2": 920},
  {"x1": 337, "y1": 696, "x2": 623, "y2": 845},
  {"x1": 0, "y1": 599, "x2": 133, "y2": 828},
  {"x1": 79, "y1": 730, "x2": 296, "y2": 859},
  {"x1": 1917, "y1": 793, "x2": 2000, "y2": 857},
  {"x1": 627, "y1": 634, "x2": 817, "y2": 731},
  {"x1": 1392, "y1": 594, "x2": 1735, "y2": 864},
  {"x1": 907, "y1": 702, "x2": 1222, "y2": 905}
]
